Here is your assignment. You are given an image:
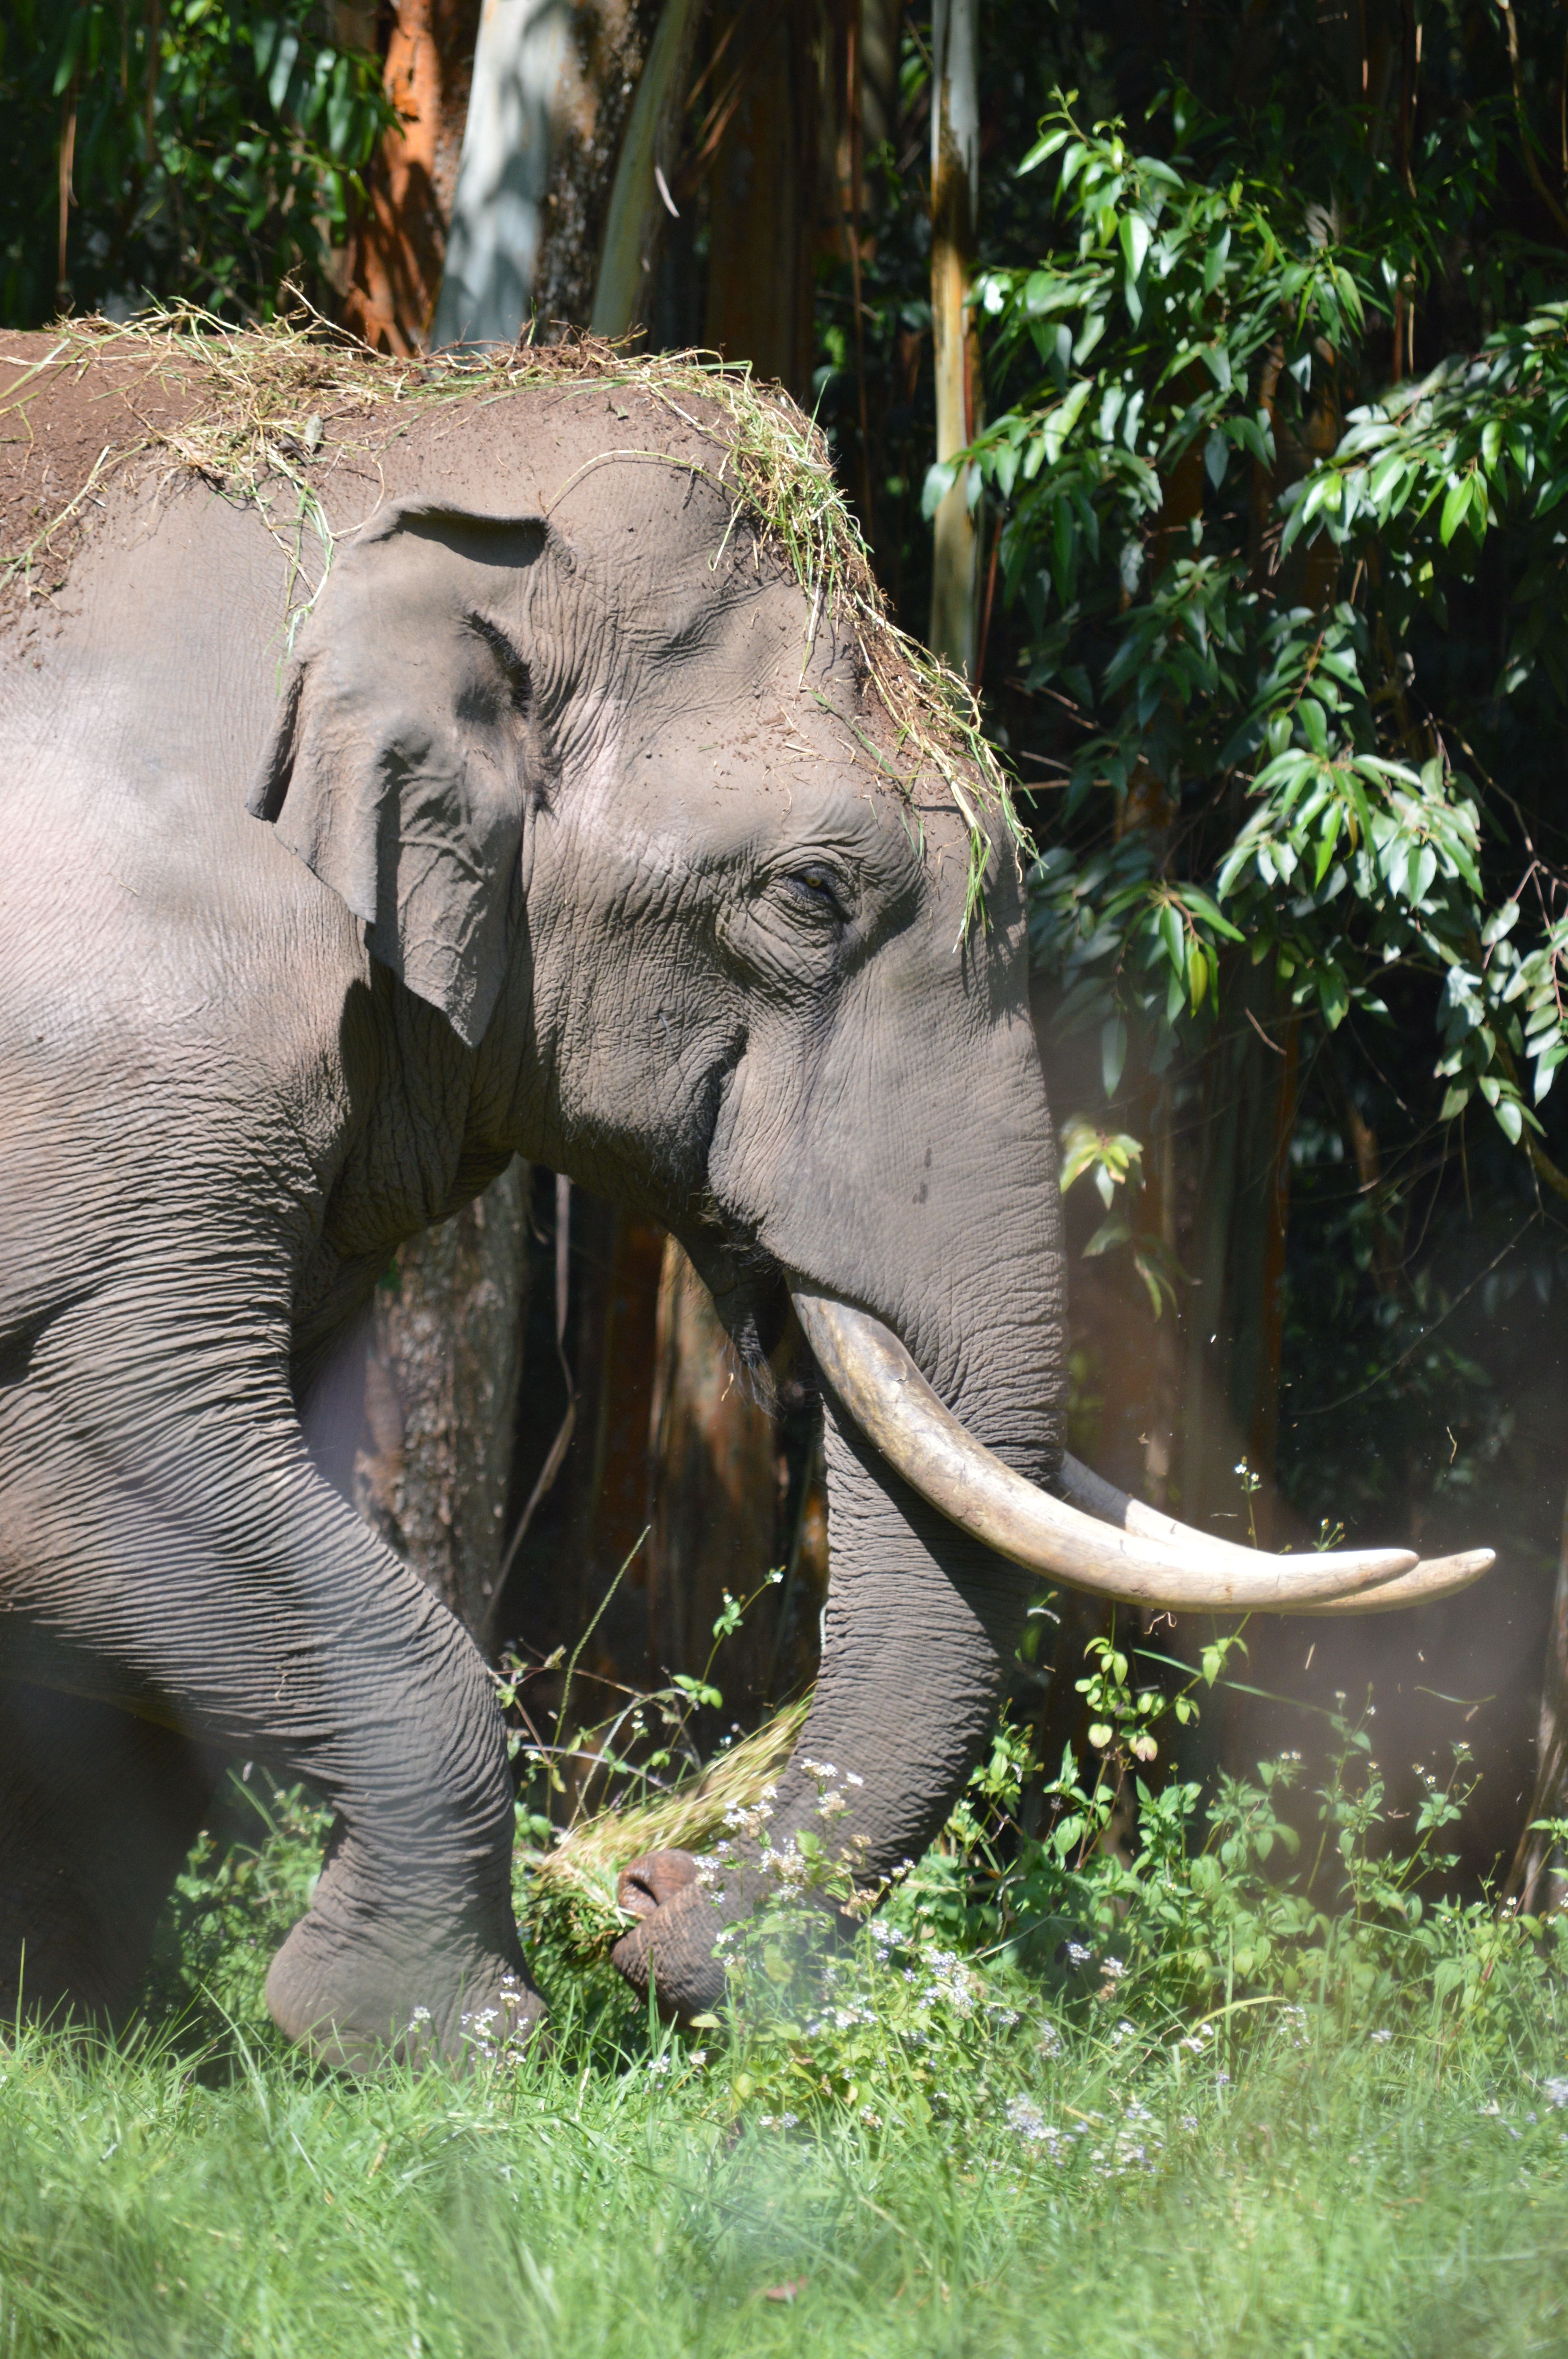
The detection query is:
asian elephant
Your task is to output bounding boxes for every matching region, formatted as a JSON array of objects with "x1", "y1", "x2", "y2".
[{"x1": 0, "y1": 326, "x2": 1492, "y2": 2066}]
